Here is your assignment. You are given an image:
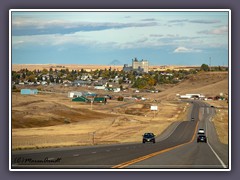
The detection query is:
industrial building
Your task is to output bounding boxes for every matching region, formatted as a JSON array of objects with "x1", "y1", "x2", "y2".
[
  {"x1": 123, "y1": 58, "x2": 149, "y2": 73},
  {"x1": 132, "y1": 58, "x2": 149, "y2": 73}
]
